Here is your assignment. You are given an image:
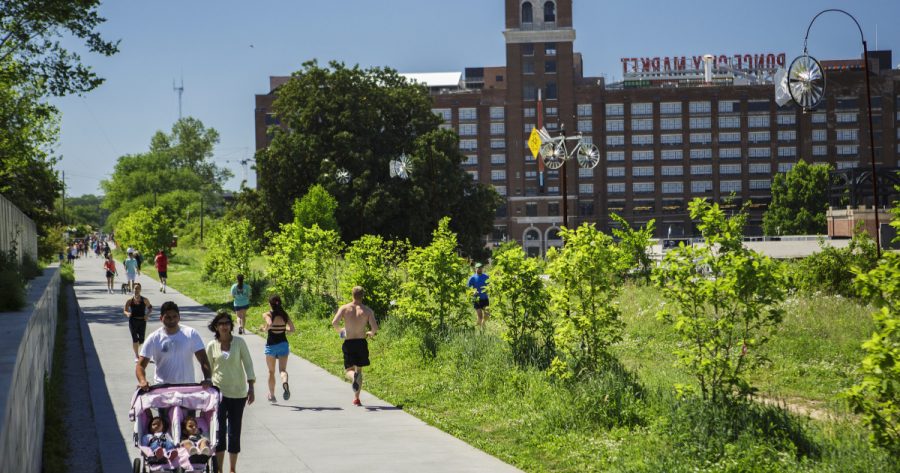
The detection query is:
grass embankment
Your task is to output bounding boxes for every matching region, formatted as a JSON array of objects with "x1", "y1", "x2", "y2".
[
  {"x1": 153, "y1": 249, "x2": 895, "y2": 472},
  {"x1": 43, "y1": 263, "x2": 74, "y2": 472}
]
